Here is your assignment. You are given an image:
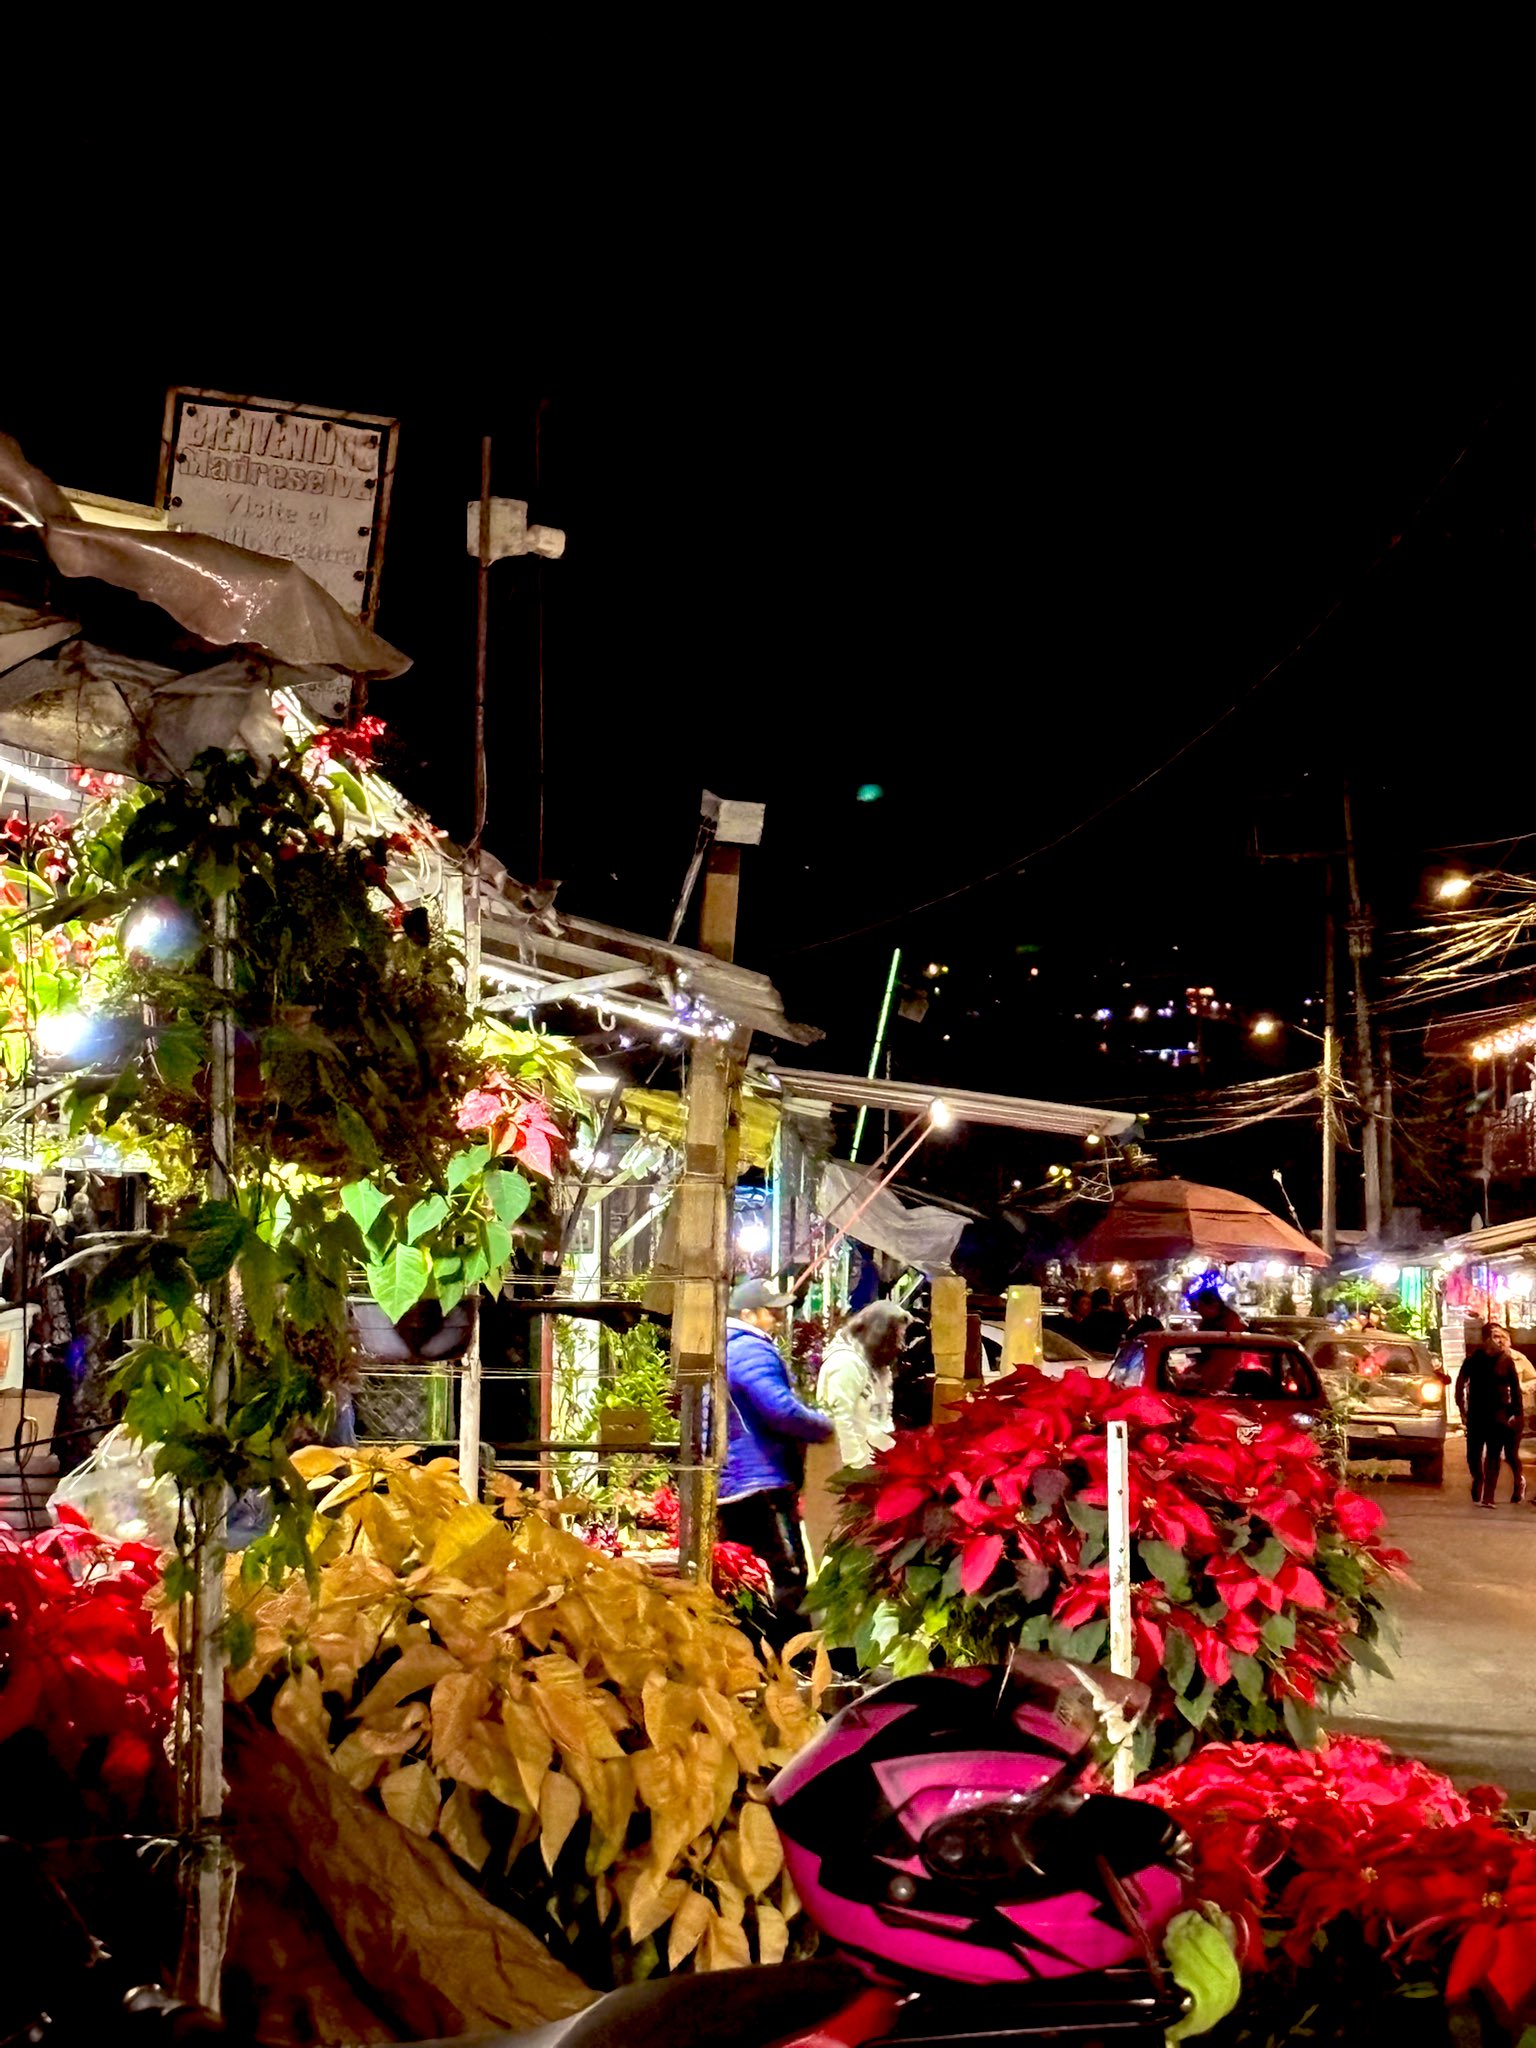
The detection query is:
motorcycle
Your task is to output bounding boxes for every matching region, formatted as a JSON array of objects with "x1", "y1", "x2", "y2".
[{"x1": 6, "y1": 1657, "x2": 1202, "y2": 2048}]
